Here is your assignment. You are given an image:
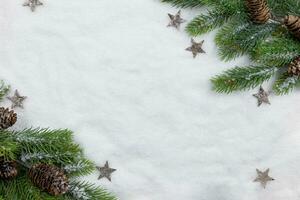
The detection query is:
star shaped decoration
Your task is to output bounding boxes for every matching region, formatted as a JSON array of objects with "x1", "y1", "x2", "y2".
[
  {"x1": 186, "y1": 38, "x2": 206, "y2": 58},
  {"x1": 7, "y1": 90, "x2": 27, "y2": 109},
  {"x1": 167, "y1": 10, "x2": 186, "y2": 29},
  {"x1": 97, "y1": 161, "x2": 116, "y2": 182},
  {"x1": 254, "y1": 168, "x2": 275, "y2": 188},
  {"x1": 23, "y1": 0, "x2": 43, "y2": 12},
  {"x1": 253, "y1": 86, "x2": 271, "y2": 107}
]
